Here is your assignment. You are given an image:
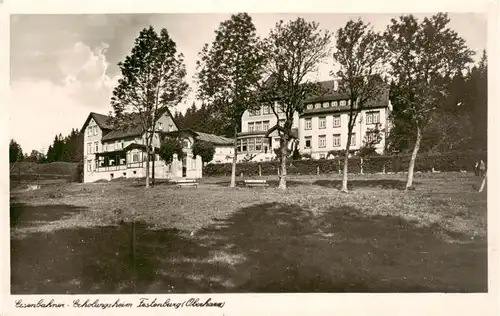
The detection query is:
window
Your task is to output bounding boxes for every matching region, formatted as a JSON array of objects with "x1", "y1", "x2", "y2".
[
  {"x1": 319, "y1": 117, "x2": 326, "y2": 129},
  {"x1": 340, "y1": 100, "x2": 347, "y2": 106},
  {"x1": 263, "y1": 120, "x2": 270, "y2": 131},
  {"x1": 274, "y1": 138, "x2": 281, "y2": 147},
  {"x1": 333, "y1": 115, "x2": 341, "y2": 127},
  {"x1": 93, "y1": 126, "x2": 97, "y2": 136},
  {"x1": 87, "y1": 142, "x2": 92, "y2": 154},
  {"x1": 255, "y1": 138, "x2": 262, "y2": 151},
  {"x1": 348, "y1": 99, "x2": 352, "y2": 106},
  {"x1": 351, "y1": 133, "x2": 356, "y2": 146},
  {"x1": 307, "y1": 104, "x2": 313, "y2": 110},
  {"x1": 183, "y1": 139, "x2": 191, "y2": 148},
  {"x1": 318, "y1": 135, "x2": 326, "y2": 148},
  {"x1": 104, "y1": 143, "x2": 108, "y2": 152},
  {"x1": 305, "y1": 136, "x2": 312, "y2": 148},
  {"x1": 249, "y1": 108, "x2": 260, "y2": 116},
  {"x1": 248, "y1": 138, "x2": 255, "y2": 152},
  {"x1": 132, "y1": 152, "x2": 139, "y2": 162},
  {"x1": 120, "y1": 140, "x2": 124, "y2": 149},
  {"x1": 314, "y1": 103, "x2": 321, "y2": 109},
  {"x1": 248, "y1": 122, "x2": 255, "y2": 132},
  {"x1": 322, "y1": 102, "x2": 330, "y2": 108},
  {"x1": 94, "y1": 141, "x2": 99, "y2": 153},
  {"x1": 366, "y1": 132, "x2": 379, "y2": 143},
  {"x1": 332, "y1": 101, "x2": 338, "y2": 107},
  {"x1": 366, "y1": 111, "x2": 380, "y2": 124},
  {"x1": 333, "y1": 134, "x2": 341, "y2": 147},
  {"x1": 242, "y1": 139, "x2": 248, "y2": 152},
  {"x1": 305, "y1": 118, "x2": 312, "y2": 130},
  {"x1": 168, "y1": 124, "x2": 173, "y2": 132},
  {"x1": 191, "y1": 158, "x2": 196, "y2": 169},
  {"x1": 279, "y1": 119, "x2": 285, "y2": 127},
  {"x1": 263, "y1": 105, "x2": 270, "y2": 115},
  {"x1": 157, "y1": 122, "x2": 163, "y2": 130},
  {"x1": 87, "y1": 160, "x2": 92, "y2": 172},
  {"x1": 255, "y1": 121, "x2": 262, "y2": 131},
  {"x1": 87, "y1": 127, "x2": 92, "y2": 137},
  {"x1": 276, "y1": 103, "x2": 284, "y2": 113}
]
